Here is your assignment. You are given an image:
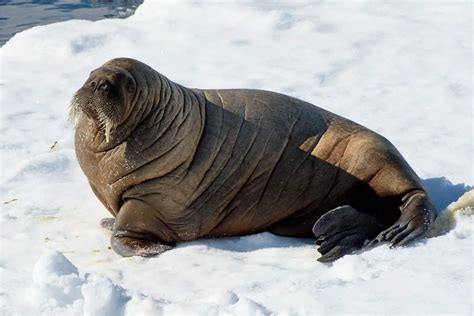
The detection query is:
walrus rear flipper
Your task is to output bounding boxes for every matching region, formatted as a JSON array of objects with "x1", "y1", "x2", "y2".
[
  {"x1": 312, "y1": 206, "x2": 384, "y2": 262},
  {"x1": 366, "y1": 190, "x2": 437, "y2": 248}
]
